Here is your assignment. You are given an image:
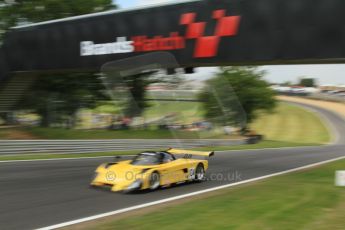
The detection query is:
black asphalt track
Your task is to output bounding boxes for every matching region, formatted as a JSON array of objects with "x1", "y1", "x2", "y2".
[{"x1": 0, "y1": 102, "x2": 344, "y2": 230}]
